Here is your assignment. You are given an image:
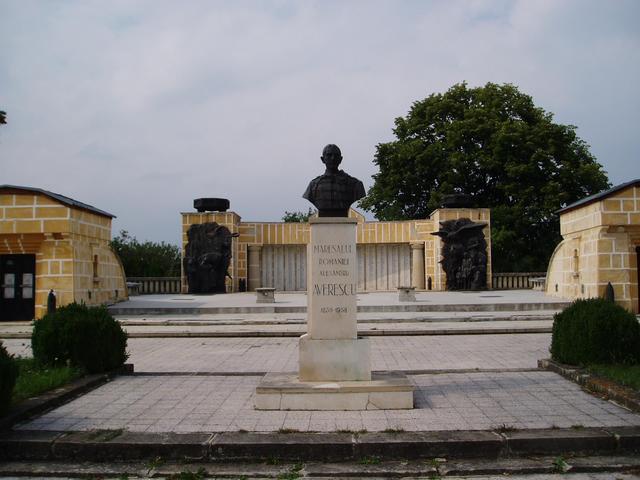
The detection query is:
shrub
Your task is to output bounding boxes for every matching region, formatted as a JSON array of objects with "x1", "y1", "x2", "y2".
[
  {"x1": 32, "y1": 303, "x2": 128, "y2": 374},
  {"x1": 551, "y1": 298, "x2": 640, "y2": 366},
  {"x1": 0, "y1": 341, "x2": 19, "y2": 414}
]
